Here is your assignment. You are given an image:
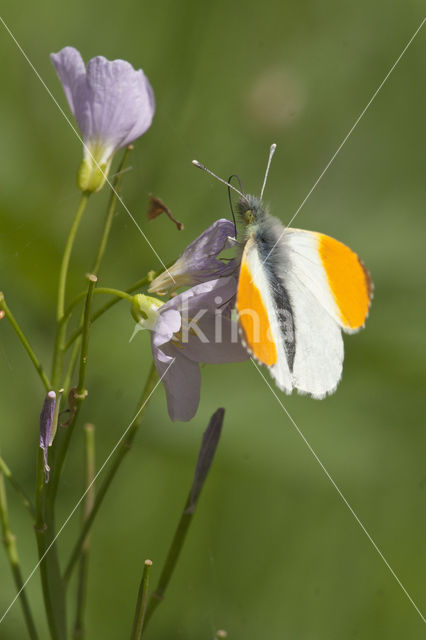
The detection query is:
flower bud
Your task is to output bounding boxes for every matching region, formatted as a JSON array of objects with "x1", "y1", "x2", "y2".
[
  {"x1": 131, "y1": 294, "x2": 163, "y2": 330},
  {"x1": 148, "y1": 219, "x2": 236, "y2": 295},
  {"x1": 77, "y1": 145, "x2": 112, "y2": 193},
  {"x1": 39, "y1": 391, "x2": 56, "y2": 483}
]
